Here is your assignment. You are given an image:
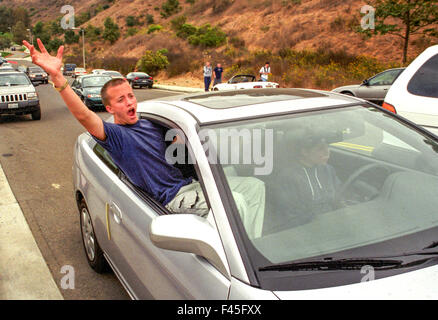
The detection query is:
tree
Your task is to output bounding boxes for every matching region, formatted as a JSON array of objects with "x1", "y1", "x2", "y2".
[
  {"x1": 0, "y1": 34, "x2": 12, "y2": 50},
  {"x1": 161, "y1": 0, "x2": 181, "y2": 18},
  {"x1": 12, "y1": 21, "x2": 27, "y2": 44},
  {"x1": 64, "y1": 29, "x2": 79, "y2": 44},
  {"x1": 136, "y1": 49, "x2": 169, "y2": 76},
  {"x1": 103, "y1": 17, "x2": 120, "y2": 44},
  {"x1": 360, "y1": 0, "x2": 438, "y2": 63}
]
